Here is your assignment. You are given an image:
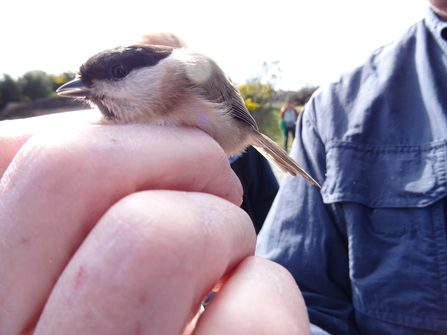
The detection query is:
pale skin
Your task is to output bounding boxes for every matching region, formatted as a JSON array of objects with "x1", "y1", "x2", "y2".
[{"x1": 0, "y1": 110, "x2": 310, "y2": 335}]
